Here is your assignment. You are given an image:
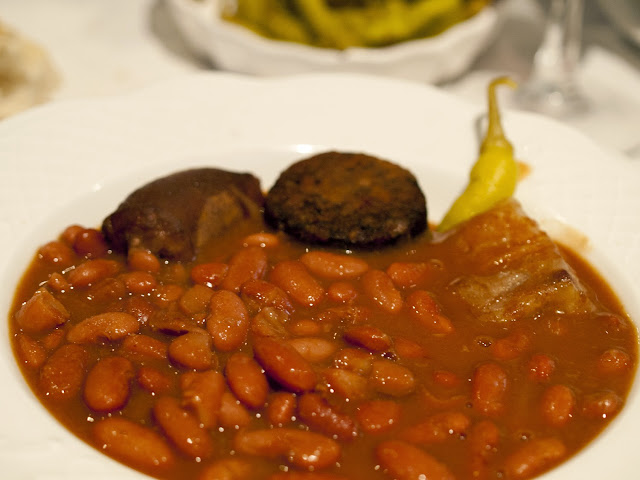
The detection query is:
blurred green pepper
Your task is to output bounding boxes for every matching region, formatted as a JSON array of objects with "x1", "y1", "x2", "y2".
[
  {"x1": 437, "y1": 77, "x2": 518, "y2": 232},
  {"x1": 224, "y1": 0, "x2": 492, "y2": 49},
  {"x1": 335, "y1": 0, "x2": 463, "y2": 46},
  {"x1": 225, "y1": 0, "x2": 313, "y2": 45}
]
